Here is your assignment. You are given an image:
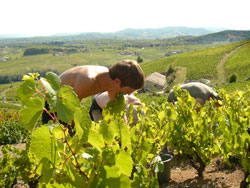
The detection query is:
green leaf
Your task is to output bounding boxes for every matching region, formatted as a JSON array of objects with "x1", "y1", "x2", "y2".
[
  {"x1": 20, "y1": 97, "x2": 44, "y2": 130},
  {"x1": 76, "y1": 107, "x2": 92, "y2": 143},
  {"x1": 119, "y1": 174, "x2": 131, "y2": 188},
  {"x1": 142, "y1": 138, "x2": 153, "y2": 153},
  {"x1": 104, "y1": 93, "x2": 126, "y2": 115},
  {"x1": 247, "y1": 175, "x2": 250, "y2": 185},
  {"x1": 121, "y1": 123, "x2": 131, "y2": 152},
  {"x1": 56, "y1": 163, "x2": 87, "y2": 187},
  {"x1": 88, "y1": 126, "x2": 104, "y2": 150},
  {"x1": 116, "y1": 151, "x2": 133, "y2": 176},
  {"x1": 102, "y1": 148, "x2": 116, "y2": 166},
  {"x1": 109, "y1": 120, "x2": 120, "y2": 136},
  {"x1": 73, "y1": 108, "x2": 84, "y2": 139},
  {"x1": 242, "y1": 158, "x2": 250, "y2": 172},
  {"x1": 46, "y1": 72, "x2": 61, "y2": 91},
  {"x1": 83, "y1": 147, "x2": 100, "y2": 162},
  {"x1": 22, "y1": 72, "x2": 39, "y2": 81},
  {"x1": 100, "y1": 120, "x2": 115, "y2": 144},
  {"x1": 43, "y1": 182, "x2": 65, "y2": 188},
  {"x1": 37, "y1": 158, "x2": 54, "y2": 184},
  {"x1": 158, "y1": 111, "x2": 165, "y2": 122},
  {"x1": 51, "y1": 129, "x2": 60, "y2": 167},
  {"x1": 29, "y1": 126, "x2": 53, "y2": 162},
  {"x1": 41, "y1": 78, "x2": 57, "y2": 107},
  {"x1": 66, "y1": 163, "x2": 87, "y2": 187},
  {"x1": 52, "y1": 125, "x2": 64, "y2": 140},
  {"x1": 55, "y1": 86, "x2": 80, "y2": 124},
  {"x1": 16, "y1": 79, "x2": 36, "y2": 104},
  {"x1": 104, "y1": 166, "x2": 121, "y2": 178},
  {"x1": 99, "y1": 168, "x2": 130, "y2": 188},
  {"x1": 40, "y1": 72, "x2": 61, "y2": 108}
]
